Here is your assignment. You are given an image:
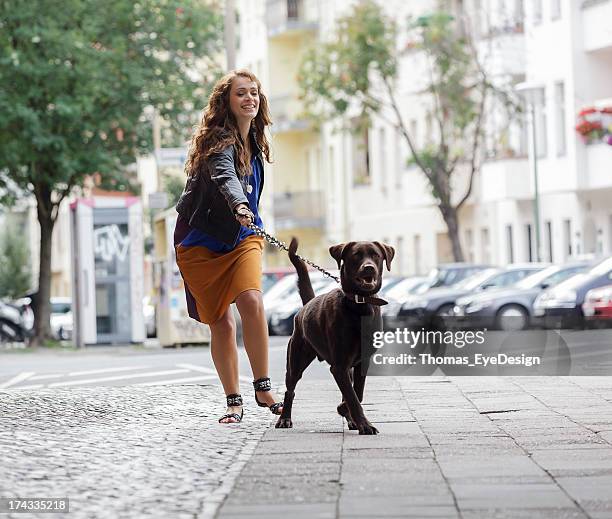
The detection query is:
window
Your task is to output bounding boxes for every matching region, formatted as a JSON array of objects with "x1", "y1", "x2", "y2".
[
  {"x1": 465, "y1": 228, "x2": 475, "y2": 262},
  {"x1": 506, "y1": 224, "x2": 514, "y2": 263},
  {"x1": 351, "y1": 121, "x2": 371, "y2": 186},
  {"x1": 481, "y1": 228, "x2": 491, "y2": 264},
  {"x1": 525, "y1": 223, "x2": 533, "y2": 261},
  {"x1": 413, "y1": 234, "x2": 421, "y2": 275},
  {"x1": 397, "y1": 236, "x2": 404, "y2": 274},
  {"x1": 379, "y1": 127, "x2": 387, "y2": 191},
  {"x1": 564, "y1": 219, "x2": 572, "y2": 259},
  {"x1": 551, "y1": 0, "x2": 561, "y2": 19},
  {"x1": 409, "y1": 119, "x2": 418, "y2": 149},
  {"x1": 533, "y1": 0, "x2": 542, "y2": 24},
  {"x1": 425, "y1": 112, "x2": 433, "y2": 145},
  {"x1": 545, "y1": 220, "x2": 553, "y2": 262},
  {"x1": 555, "y1": 82, "x2": 566, "y2": 156}
]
